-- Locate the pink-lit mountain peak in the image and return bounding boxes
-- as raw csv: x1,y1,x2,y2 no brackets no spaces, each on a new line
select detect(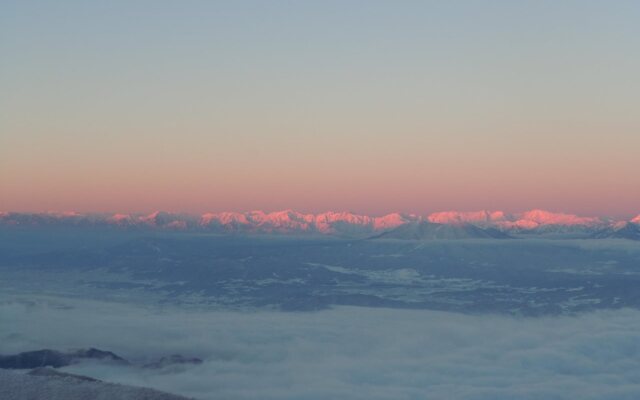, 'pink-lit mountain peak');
196,210,416,234
107,213,133,224
373,212,416,230
134,211,189,229
266,209,315,223
427,210,508,225
2,209,636,236
426,209,603,227
200,210,316,233
517,209,600,226
201,211,250,226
